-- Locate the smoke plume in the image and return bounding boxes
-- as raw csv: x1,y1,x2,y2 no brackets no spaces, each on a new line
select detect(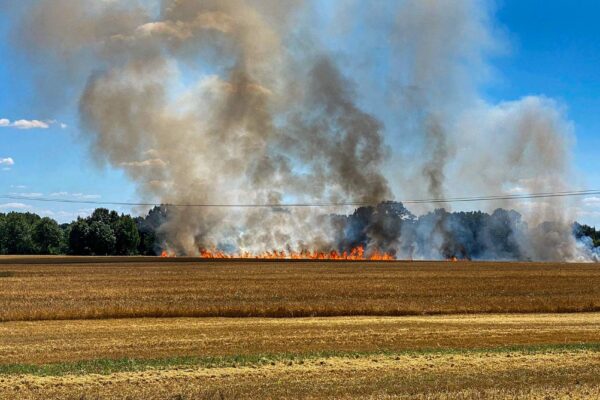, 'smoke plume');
6,0,593,260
